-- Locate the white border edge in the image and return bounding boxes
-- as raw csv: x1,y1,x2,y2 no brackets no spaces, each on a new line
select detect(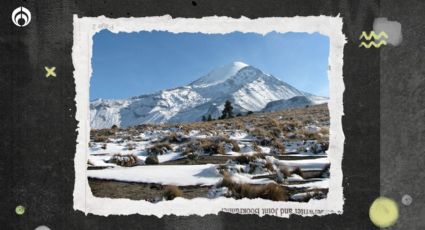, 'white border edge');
72,15,346,218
